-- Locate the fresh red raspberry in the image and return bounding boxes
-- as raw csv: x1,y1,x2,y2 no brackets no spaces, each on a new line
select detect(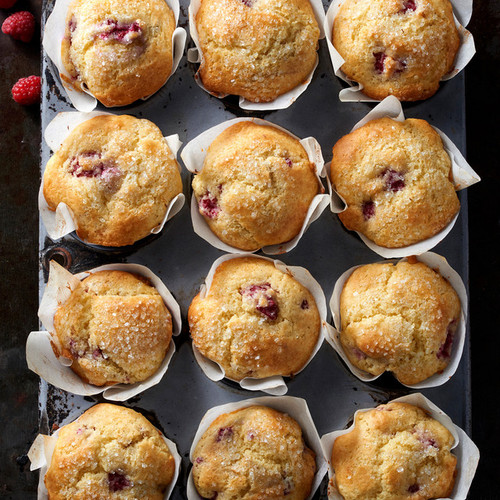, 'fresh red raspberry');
0,0,18,8
11,75,41,105
2,11,35,42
